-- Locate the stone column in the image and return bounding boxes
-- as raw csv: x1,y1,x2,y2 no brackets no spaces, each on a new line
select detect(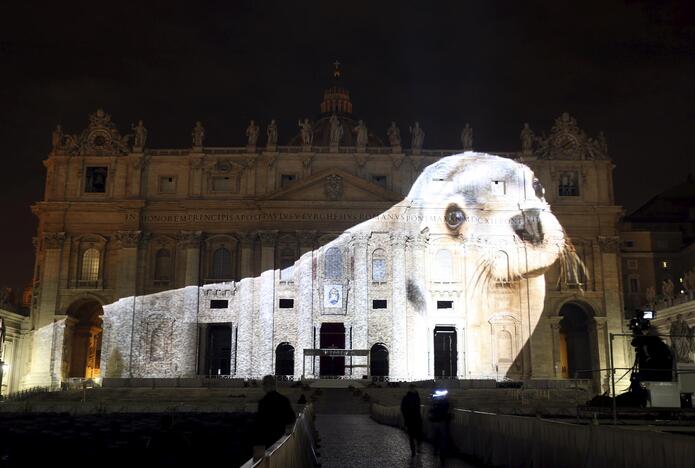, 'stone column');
298,231,317,256
407,231,429,380
235,278,254,378
178,231,202,286
258,230,278,271
593,316,609,394
390,232,408,380
350,232,370,376
295,253,315,378
198,323,208,375
598,236,629,391
549,317,562,377
238,232,255,279
23,232,65,389
113,231,142,299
